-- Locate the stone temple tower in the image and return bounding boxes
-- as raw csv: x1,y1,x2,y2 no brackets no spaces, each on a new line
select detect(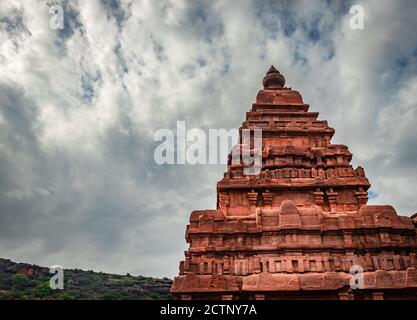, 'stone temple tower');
171,66,417,300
